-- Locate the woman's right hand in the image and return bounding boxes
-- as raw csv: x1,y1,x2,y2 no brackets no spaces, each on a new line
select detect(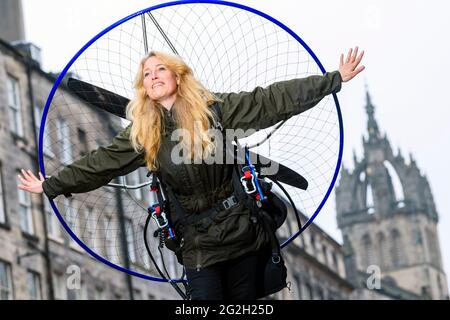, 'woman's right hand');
17,169,45,194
